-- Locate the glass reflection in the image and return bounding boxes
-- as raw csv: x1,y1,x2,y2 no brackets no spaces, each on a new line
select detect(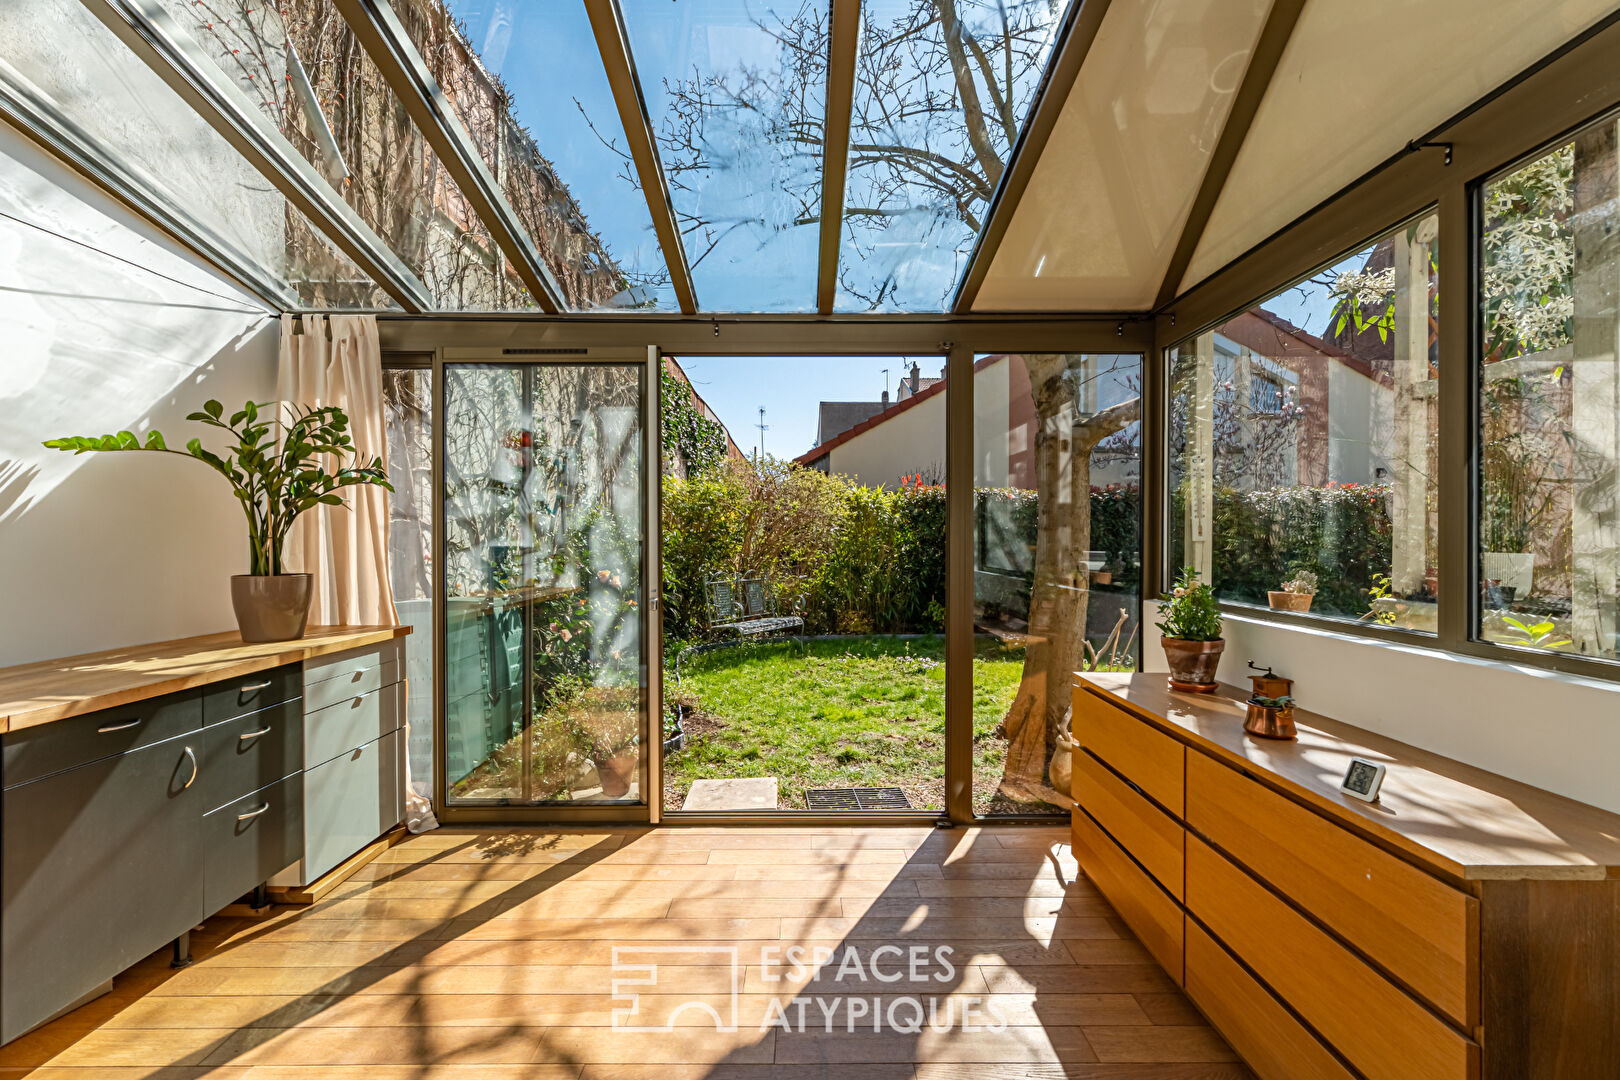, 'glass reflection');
620,0,825,311
412,0,678,310
444,363,645,805
151,0,537,311
836,0,1075,312
0,0,392,308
